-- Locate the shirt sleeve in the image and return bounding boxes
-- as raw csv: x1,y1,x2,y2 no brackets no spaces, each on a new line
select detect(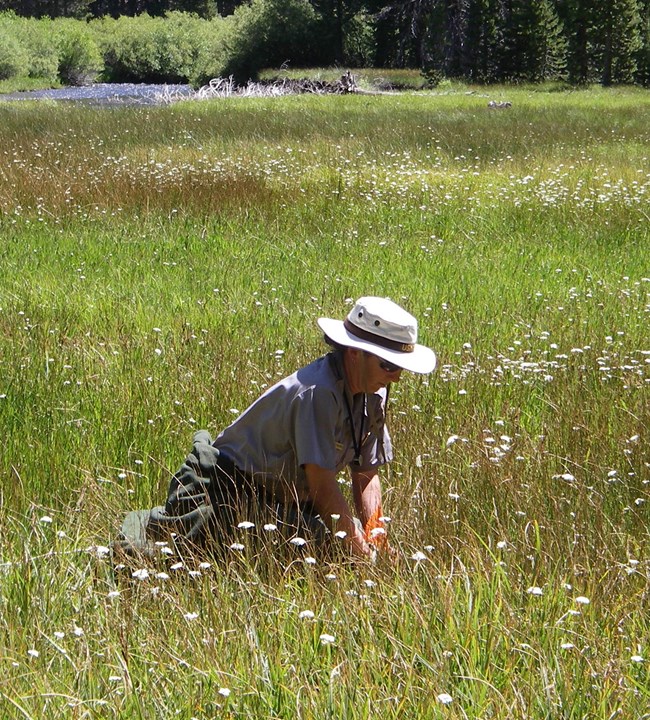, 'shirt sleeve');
291,386,342,471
